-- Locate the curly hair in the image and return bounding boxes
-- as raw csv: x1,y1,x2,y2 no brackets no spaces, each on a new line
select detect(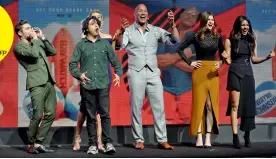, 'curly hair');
82,16,101,35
